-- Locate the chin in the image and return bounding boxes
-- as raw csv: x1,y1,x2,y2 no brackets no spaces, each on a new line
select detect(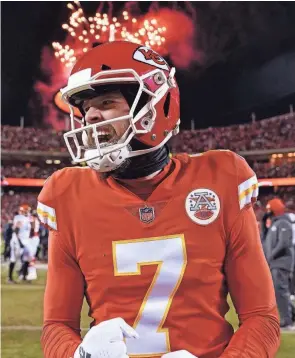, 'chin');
99,157,131,180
